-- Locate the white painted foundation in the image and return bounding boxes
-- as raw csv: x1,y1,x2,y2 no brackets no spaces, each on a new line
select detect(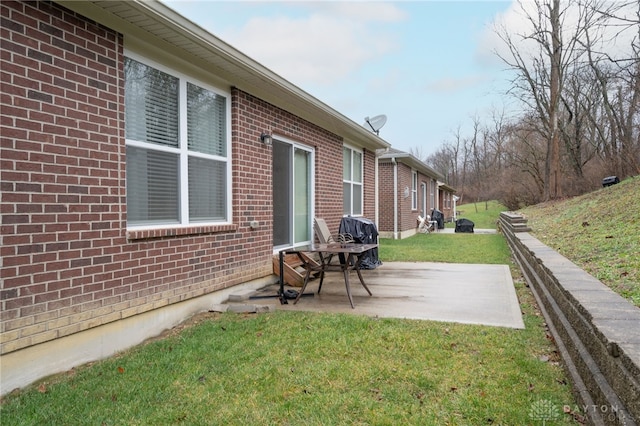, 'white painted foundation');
0,277,274,396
